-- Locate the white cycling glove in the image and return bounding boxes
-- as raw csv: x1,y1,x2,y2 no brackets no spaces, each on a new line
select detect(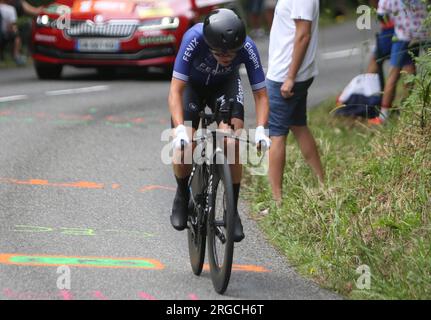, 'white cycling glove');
172,124,190,150
255,126,271,149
